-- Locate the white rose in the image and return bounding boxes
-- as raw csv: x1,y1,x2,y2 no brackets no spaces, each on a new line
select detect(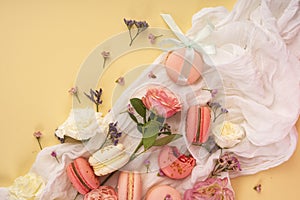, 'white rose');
55,107,106,140
9,172,45,200
212,121,245,148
